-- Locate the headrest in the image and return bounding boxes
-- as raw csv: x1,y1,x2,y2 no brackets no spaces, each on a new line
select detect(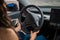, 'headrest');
7,3,18,11
5,0,19,10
